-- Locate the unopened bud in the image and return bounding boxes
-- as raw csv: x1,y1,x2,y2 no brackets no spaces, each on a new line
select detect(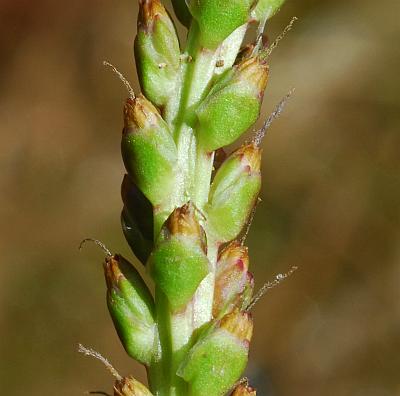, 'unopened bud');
197,56,269,151
135,0,180,110
149,204,209,311
121,96,178,205
206,144,261,243
104,255,155,365
114,376,153,396
213,242,249,318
